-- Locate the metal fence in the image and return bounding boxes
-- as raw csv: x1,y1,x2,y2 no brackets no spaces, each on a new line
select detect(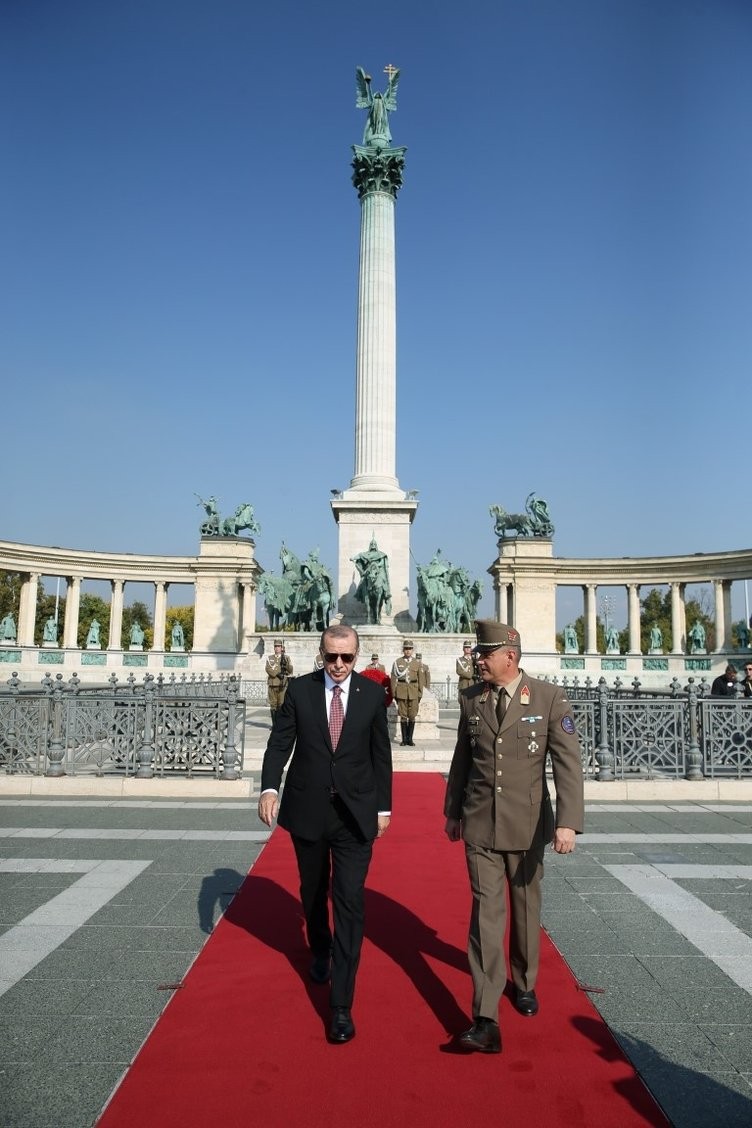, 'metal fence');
0,672,246,778
549,676,751,780
438,674,752,780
